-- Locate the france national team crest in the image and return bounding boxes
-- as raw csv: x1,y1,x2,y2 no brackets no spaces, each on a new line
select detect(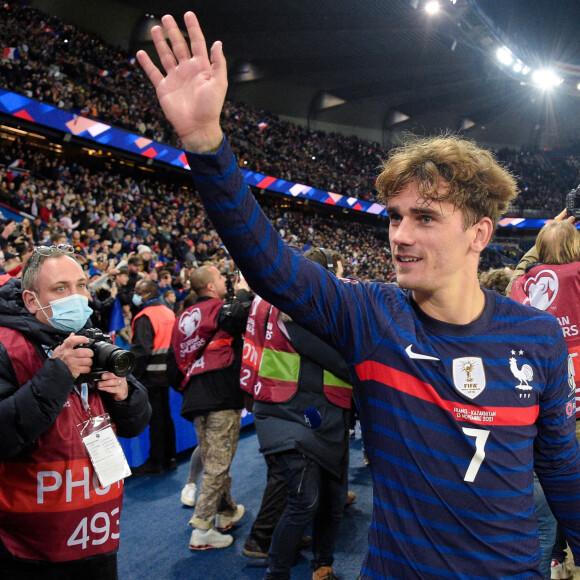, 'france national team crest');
452,357,486,399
